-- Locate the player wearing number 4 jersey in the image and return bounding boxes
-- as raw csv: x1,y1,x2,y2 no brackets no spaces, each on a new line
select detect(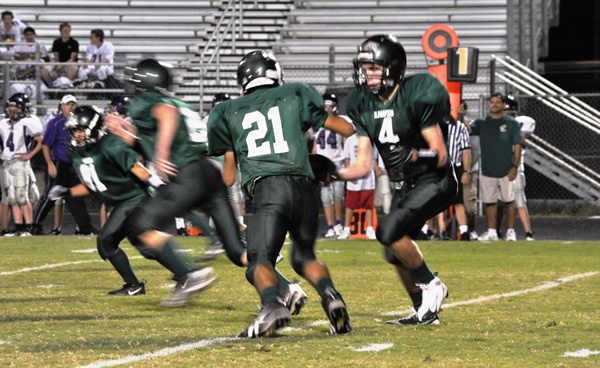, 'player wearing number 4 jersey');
208,50,355,338
339,35,457,325
105,59,247,307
